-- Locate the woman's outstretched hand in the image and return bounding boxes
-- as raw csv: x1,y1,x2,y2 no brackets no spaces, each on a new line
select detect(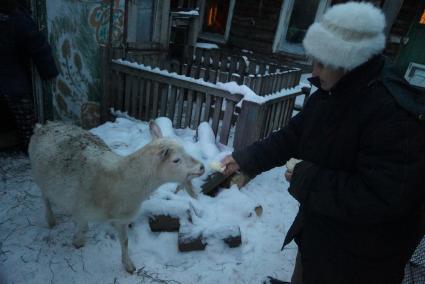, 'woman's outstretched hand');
220,155,240,176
